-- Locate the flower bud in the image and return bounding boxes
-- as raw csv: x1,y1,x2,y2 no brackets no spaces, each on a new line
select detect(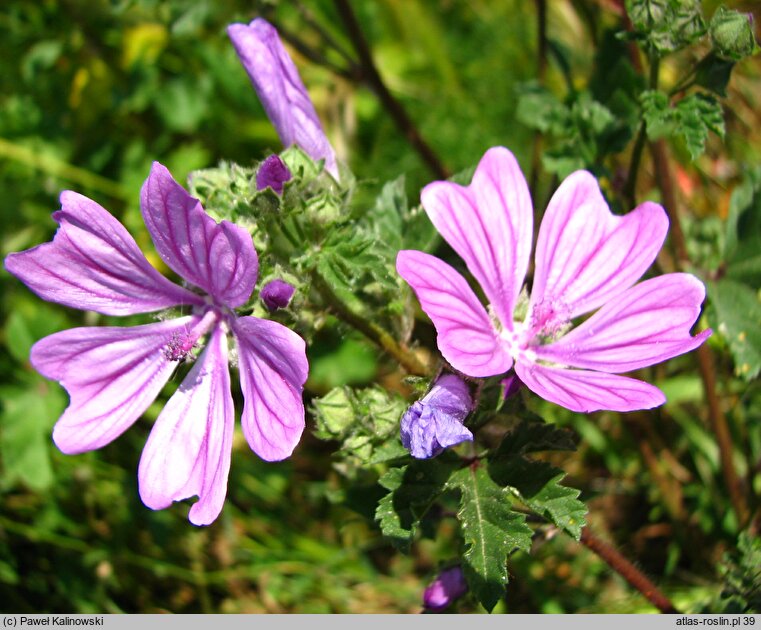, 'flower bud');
710,7,757,61
400,374,473,459
500,374,523,400
423,566,468,612
256,155,292,194
261,279,295,311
